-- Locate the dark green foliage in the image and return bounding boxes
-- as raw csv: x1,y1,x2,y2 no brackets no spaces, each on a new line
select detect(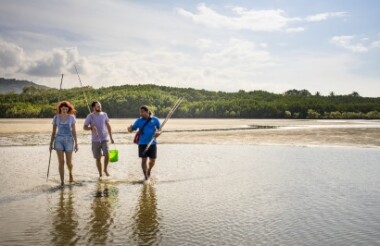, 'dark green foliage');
0,84,379,119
